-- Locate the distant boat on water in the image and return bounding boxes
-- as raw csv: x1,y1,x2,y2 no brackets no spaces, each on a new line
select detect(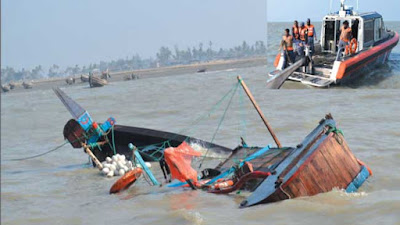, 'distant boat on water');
124,73,139,81
65,77,75,85
89,76,108,88
8,81,17,89
2,85,10,92
197,68,207,73
22,81,33,89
